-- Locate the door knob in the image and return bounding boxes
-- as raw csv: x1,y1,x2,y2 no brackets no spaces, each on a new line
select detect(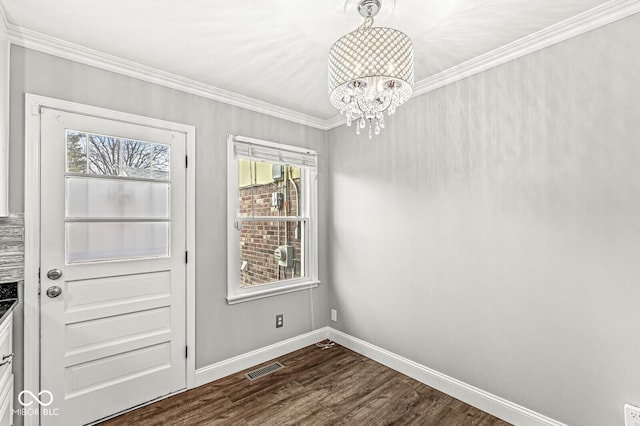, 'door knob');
46,286,62,298
47,269,63,280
